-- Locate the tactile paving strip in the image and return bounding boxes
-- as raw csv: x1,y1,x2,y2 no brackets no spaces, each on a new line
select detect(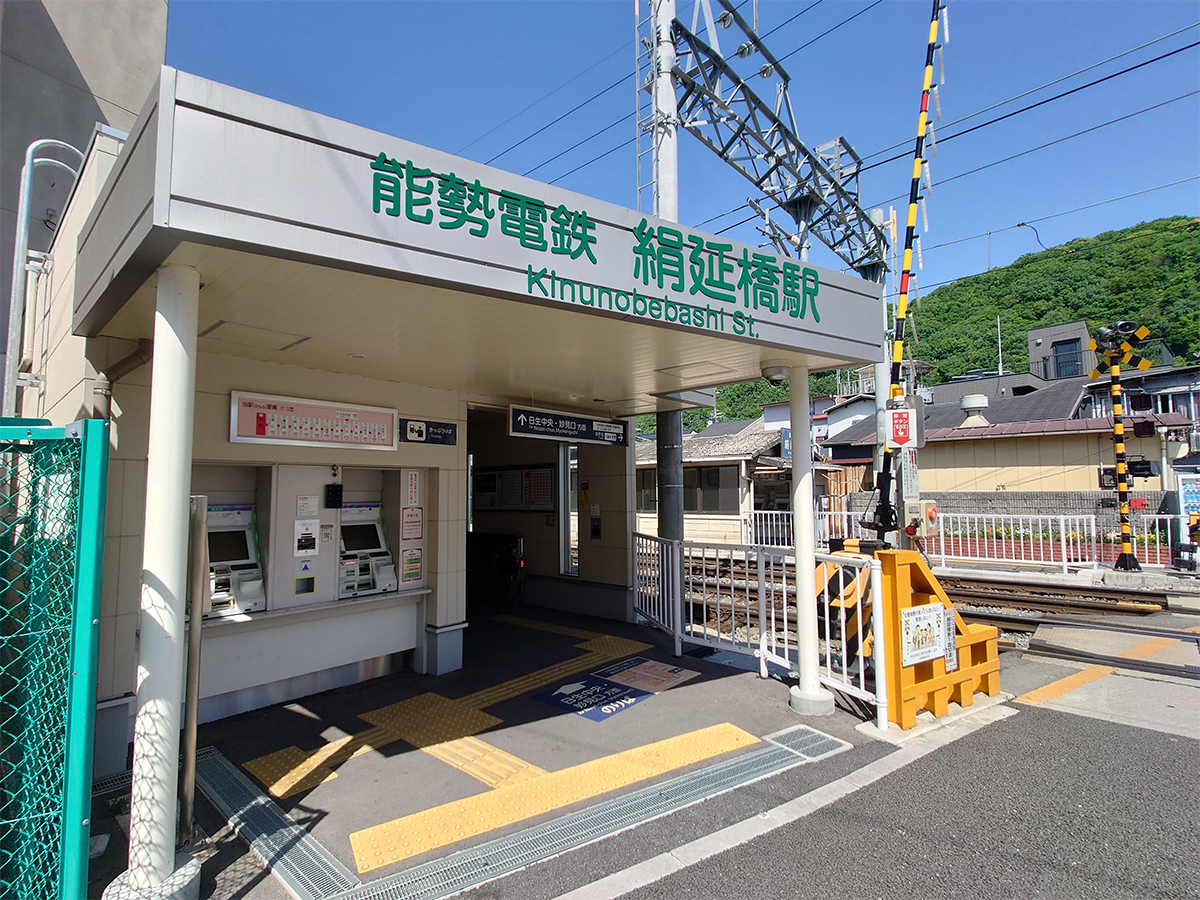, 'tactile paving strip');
359,693,502,747
421,736,548,788
348,722,760,873
243,619,650,799
327,725,851,900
